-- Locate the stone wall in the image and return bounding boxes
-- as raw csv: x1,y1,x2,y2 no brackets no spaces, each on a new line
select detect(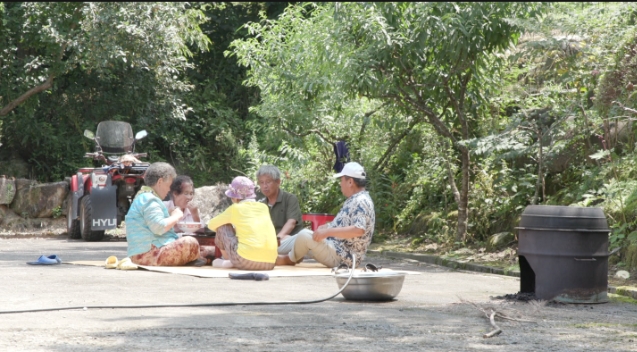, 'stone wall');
191,183,233,224
0,177,69,234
